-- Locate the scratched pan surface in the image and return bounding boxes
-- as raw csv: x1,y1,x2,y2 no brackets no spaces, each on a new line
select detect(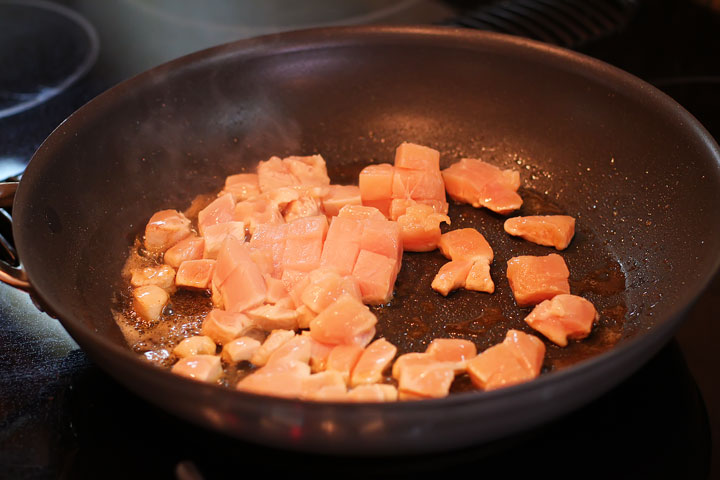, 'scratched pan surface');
12,27,720,454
